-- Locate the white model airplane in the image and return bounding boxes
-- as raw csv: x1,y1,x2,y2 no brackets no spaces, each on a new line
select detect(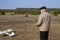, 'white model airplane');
0,29,16,37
